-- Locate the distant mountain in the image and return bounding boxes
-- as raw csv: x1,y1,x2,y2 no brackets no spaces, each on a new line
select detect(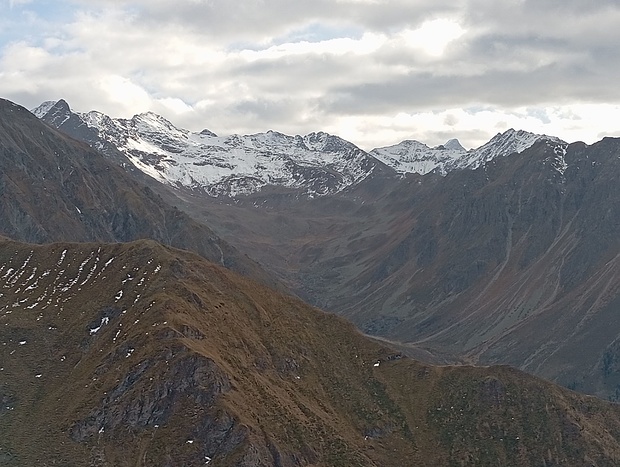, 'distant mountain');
370,129,566,175
33,100,389,198
3,237,620,466
0,98,278,288
33,100,565,198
